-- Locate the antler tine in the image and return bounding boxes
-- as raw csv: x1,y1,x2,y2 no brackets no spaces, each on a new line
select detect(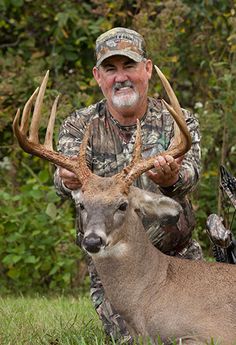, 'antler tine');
154,65,182,119
161,98,191,155
122,65,192,187
20,87,39,135
77,123,93,183
29,70,49,143
44,94,60,150
154,65,191,153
